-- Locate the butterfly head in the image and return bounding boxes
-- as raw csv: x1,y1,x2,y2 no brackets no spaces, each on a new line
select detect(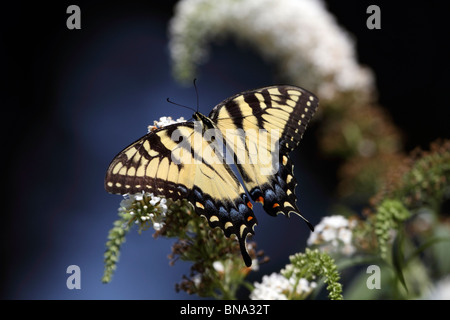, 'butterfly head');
193,112,215,129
